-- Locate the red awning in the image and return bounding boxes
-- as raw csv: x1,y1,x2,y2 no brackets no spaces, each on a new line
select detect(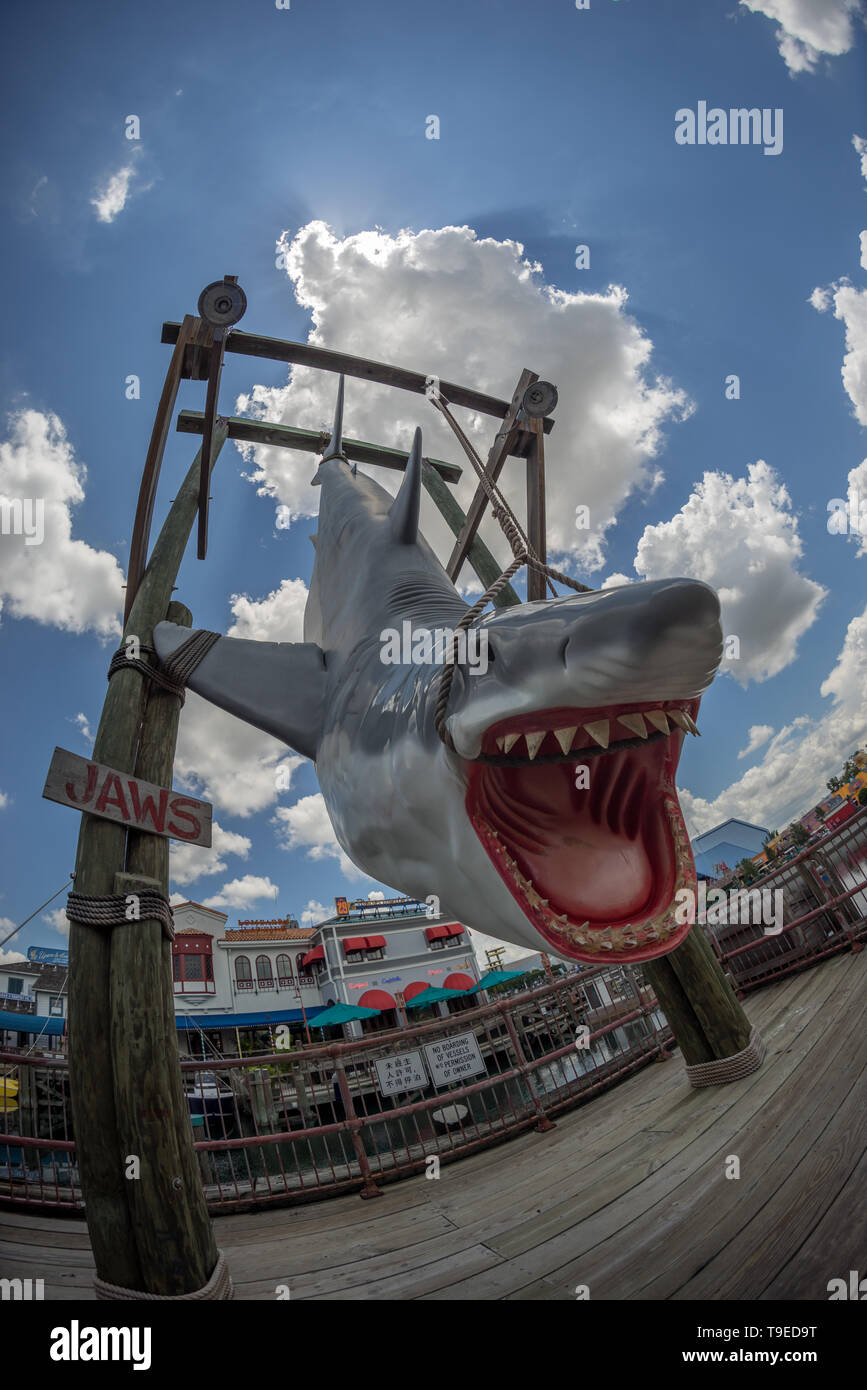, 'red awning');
301,945,324,967
425,925,449,941
444,973,475,991
403,981,431,1002
444,923,465,938
364,935,386,950
343,937,367,953
358,989,396,1011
